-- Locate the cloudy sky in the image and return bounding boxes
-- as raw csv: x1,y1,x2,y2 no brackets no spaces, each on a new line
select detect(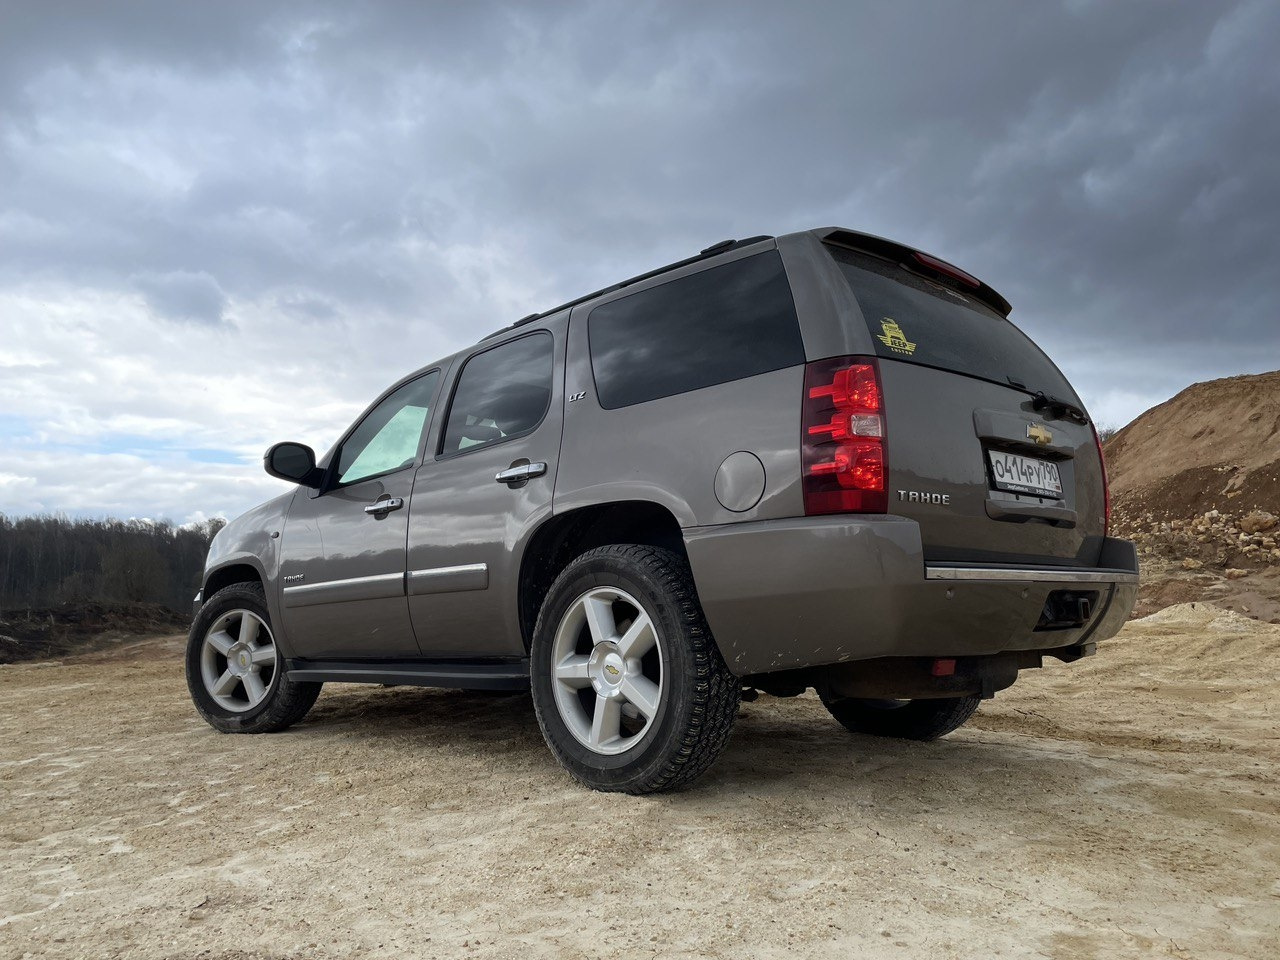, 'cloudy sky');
2,0,1277,523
